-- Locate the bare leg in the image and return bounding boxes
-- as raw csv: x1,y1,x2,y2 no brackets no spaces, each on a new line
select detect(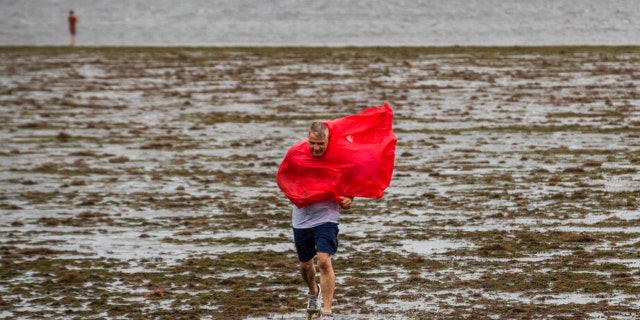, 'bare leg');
316,252,335,314
300,258,319,295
